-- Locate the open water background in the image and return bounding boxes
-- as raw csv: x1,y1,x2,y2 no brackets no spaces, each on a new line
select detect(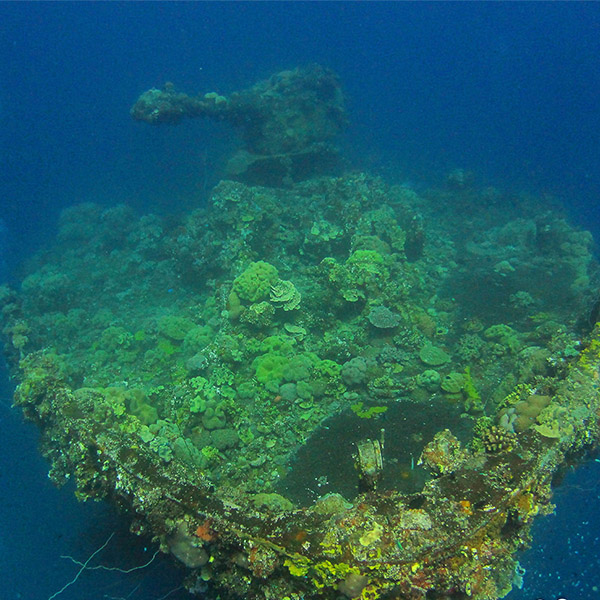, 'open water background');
1,4,599,599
